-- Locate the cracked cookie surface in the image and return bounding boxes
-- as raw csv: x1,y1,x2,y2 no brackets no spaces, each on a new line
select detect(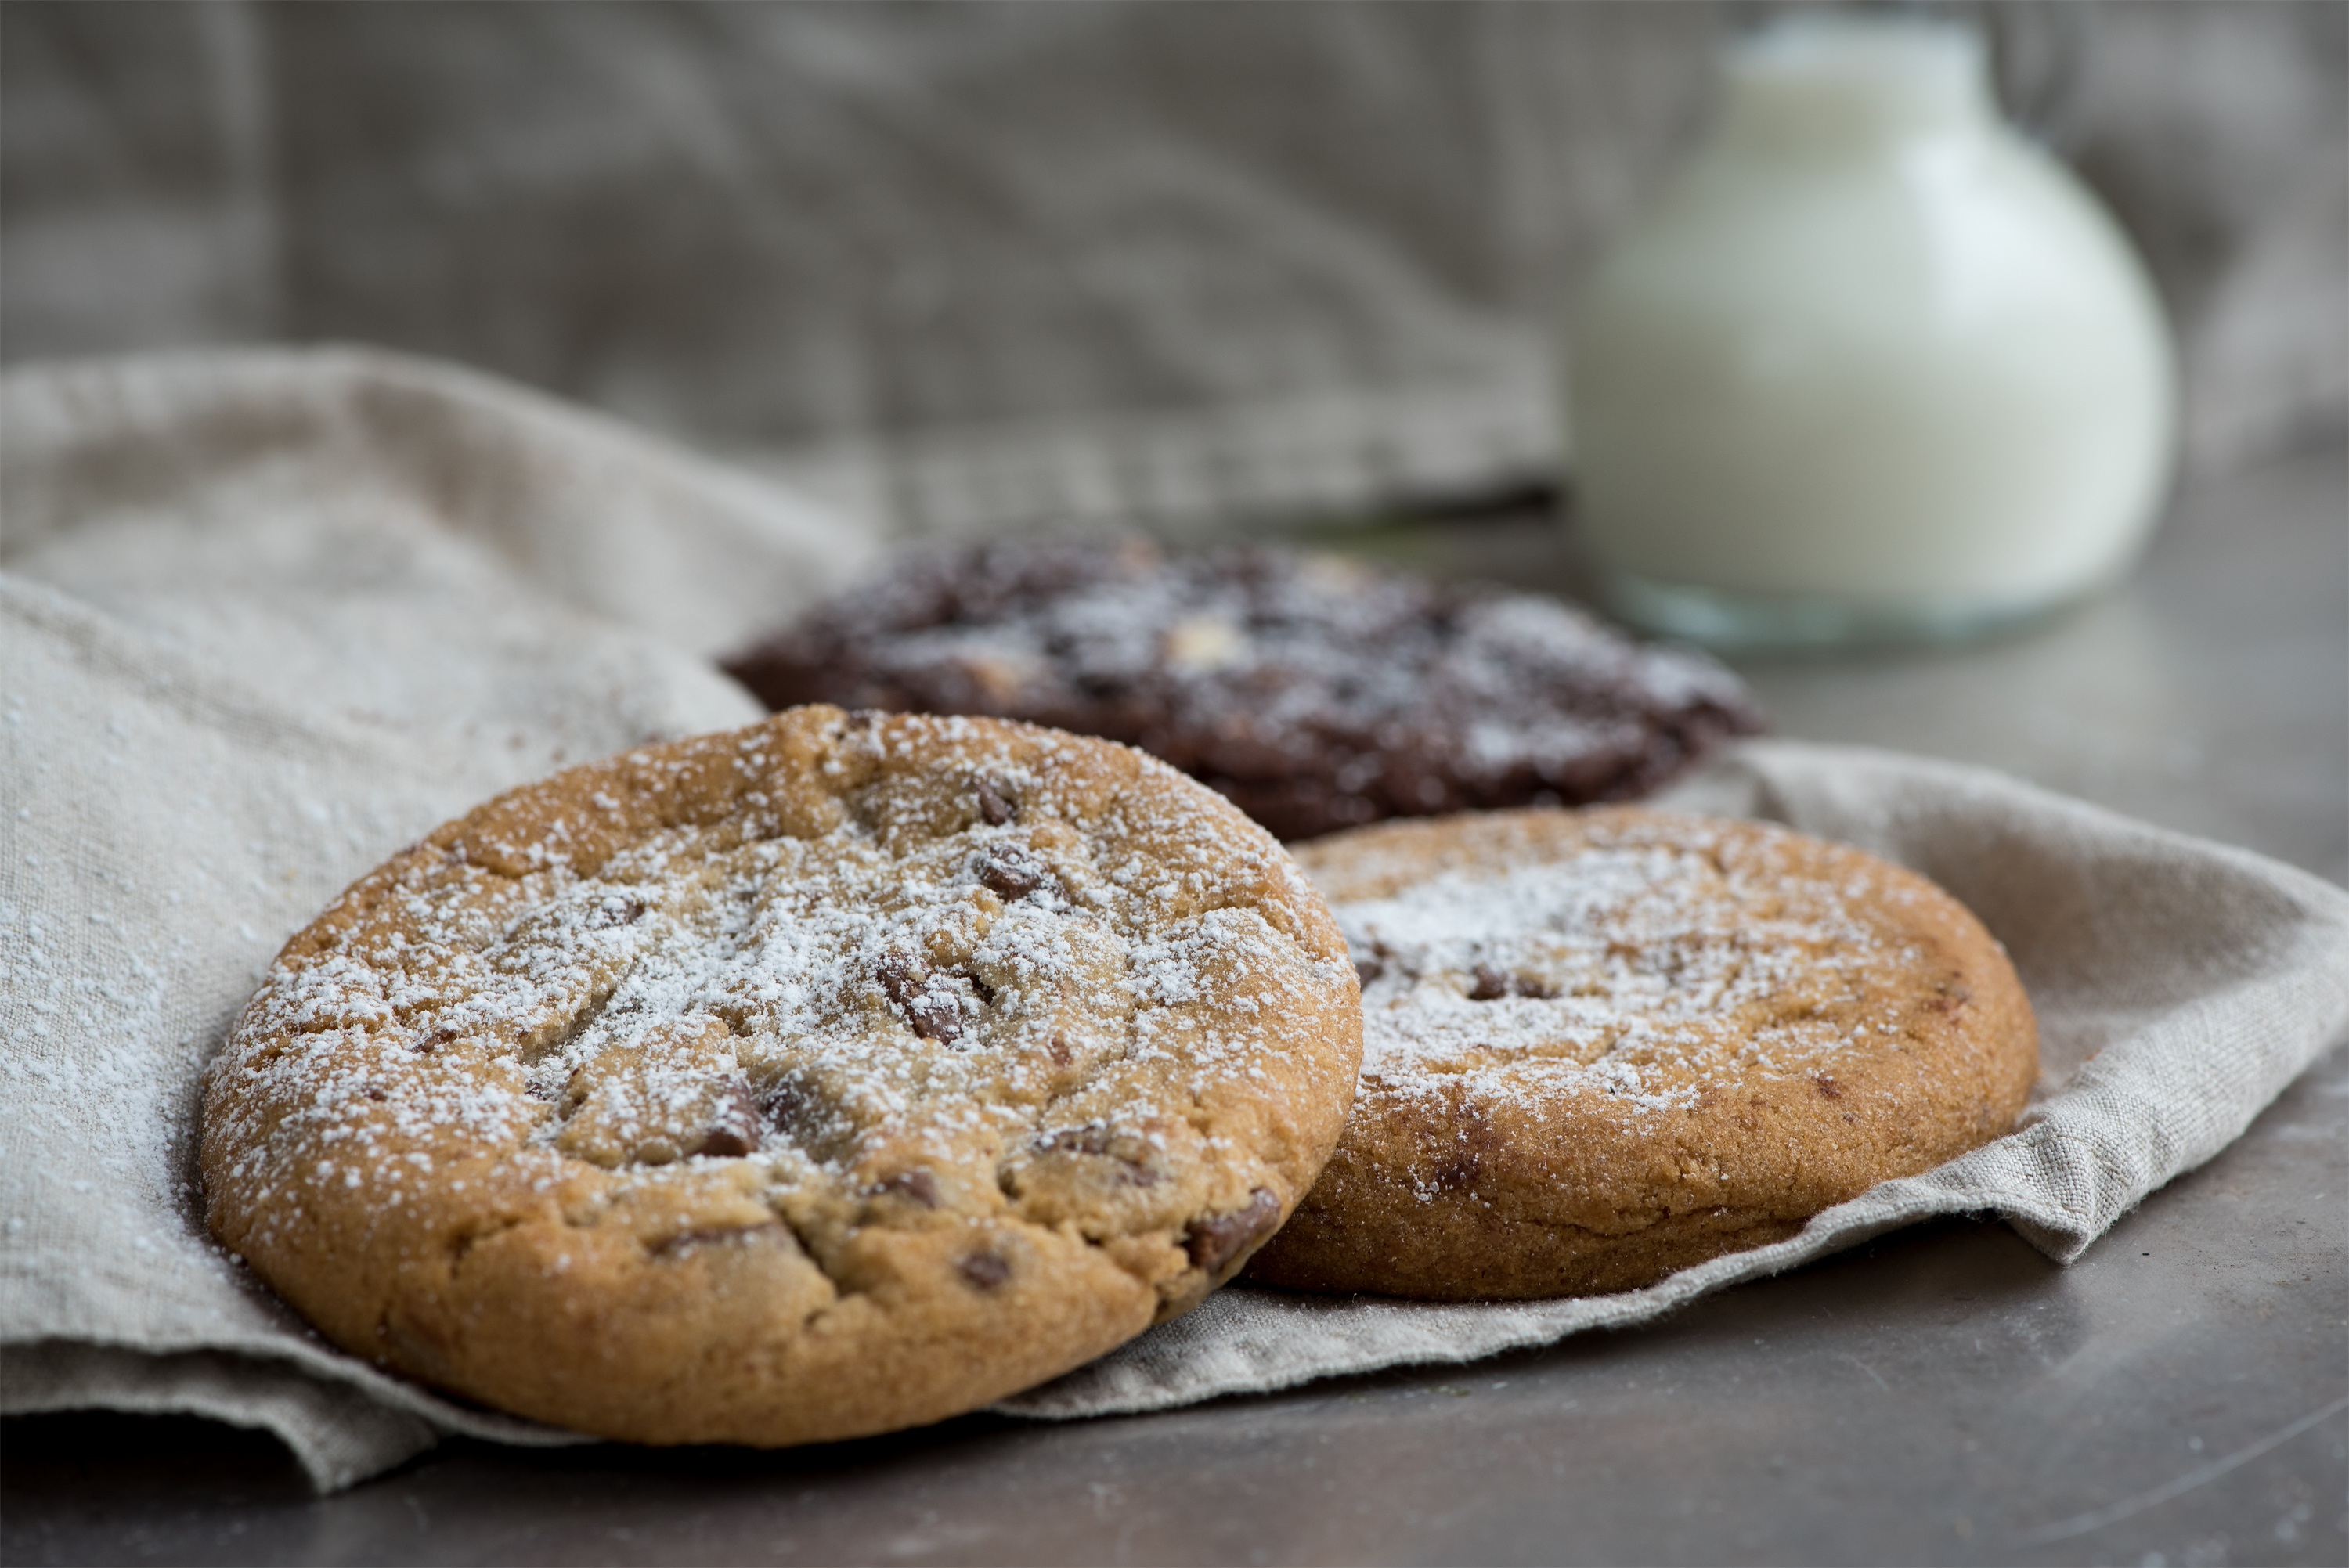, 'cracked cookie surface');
201,707,1362,1444
1247,808,2036,1299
